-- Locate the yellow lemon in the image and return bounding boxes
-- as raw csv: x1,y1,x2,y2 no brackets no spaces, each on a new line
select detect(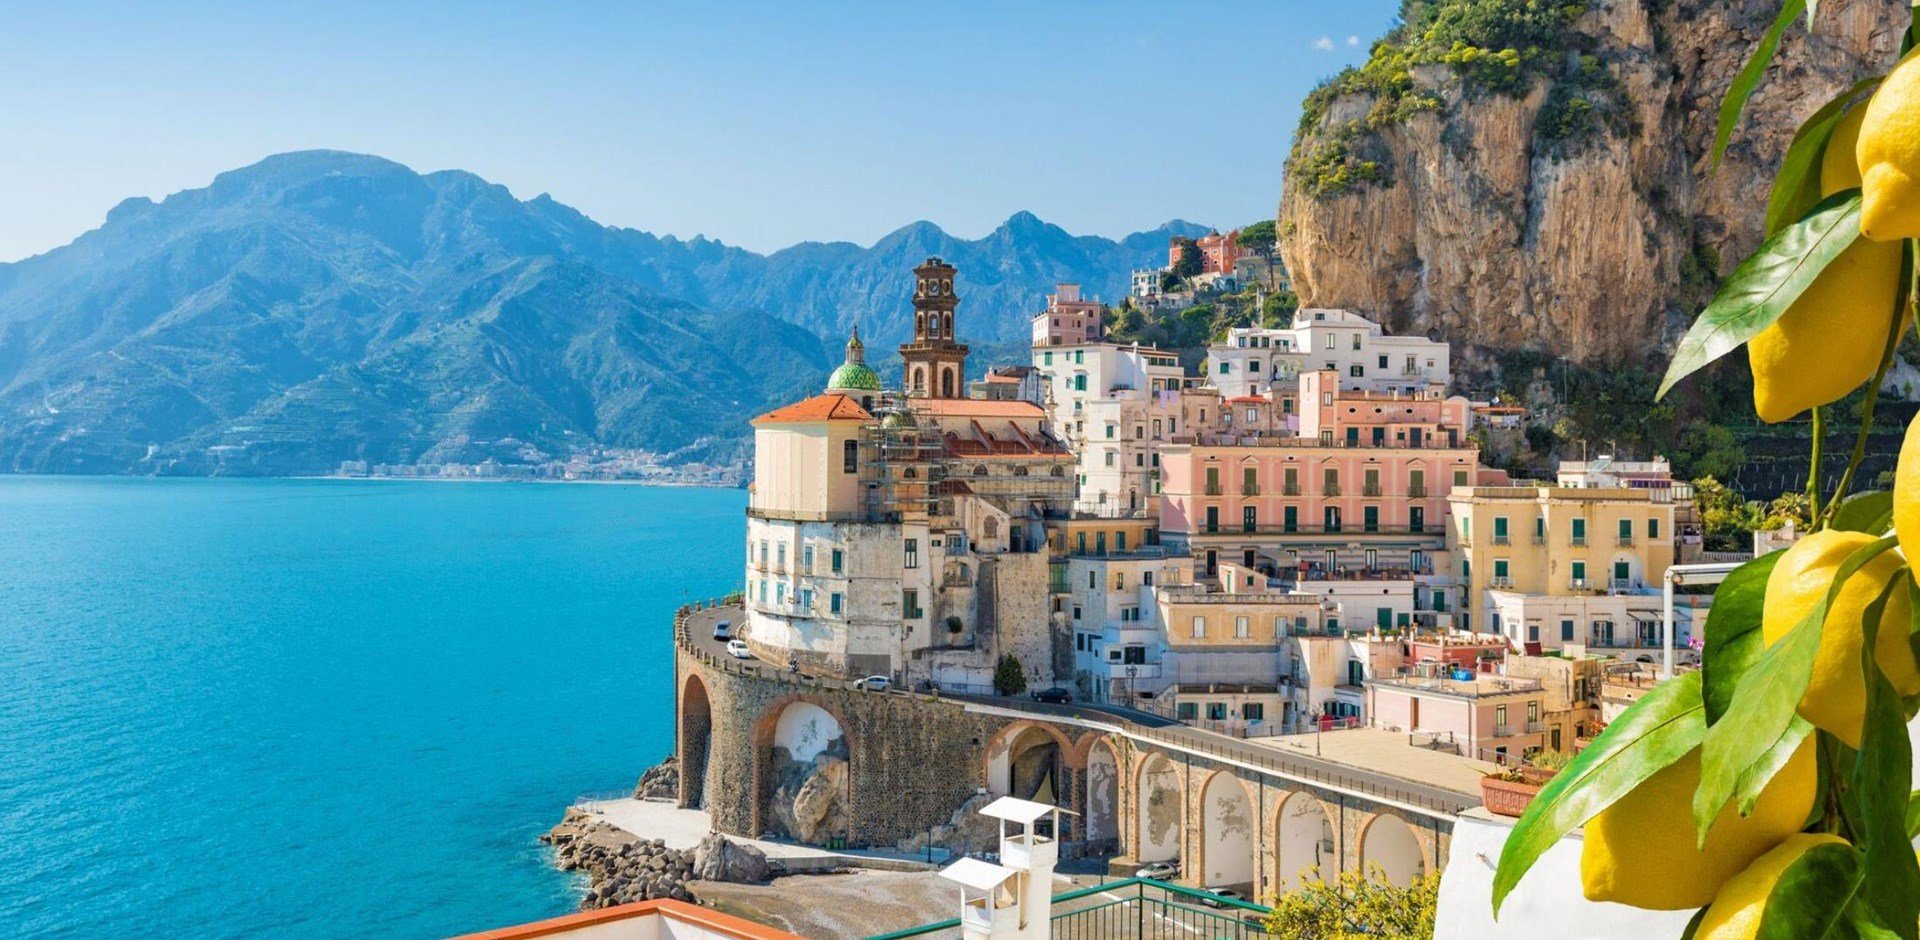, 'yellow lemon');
1860,51,1920,240
1747,235,1905,423
1762,528,1920,747
1580,740,1816,910
1821,103,1868,196
1896,412,1920,586
1694,834,1850,939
